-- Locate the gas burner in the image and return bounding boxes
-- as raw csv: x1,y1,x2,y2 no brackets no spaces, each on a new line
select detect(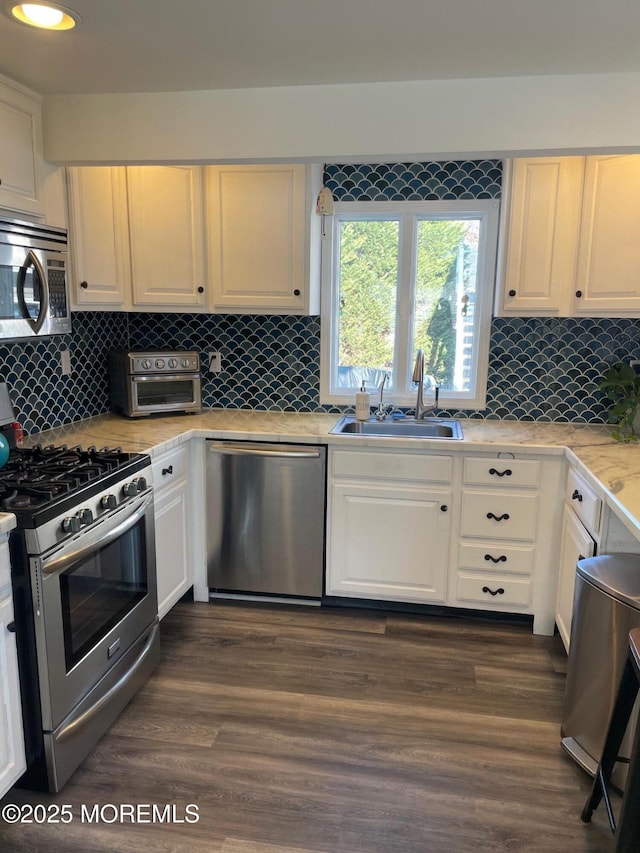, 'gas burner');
0,443,147,522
